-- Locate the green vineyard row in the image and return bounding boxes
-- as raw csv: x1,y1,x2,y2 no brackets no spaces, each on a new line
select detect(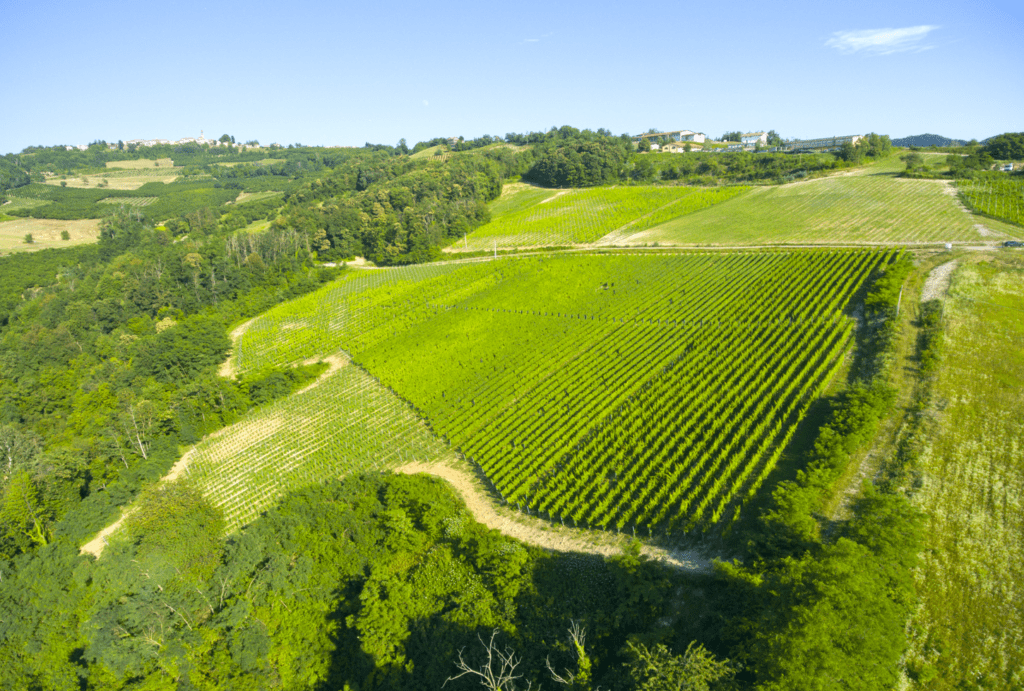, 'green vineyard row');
234,249,895,533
